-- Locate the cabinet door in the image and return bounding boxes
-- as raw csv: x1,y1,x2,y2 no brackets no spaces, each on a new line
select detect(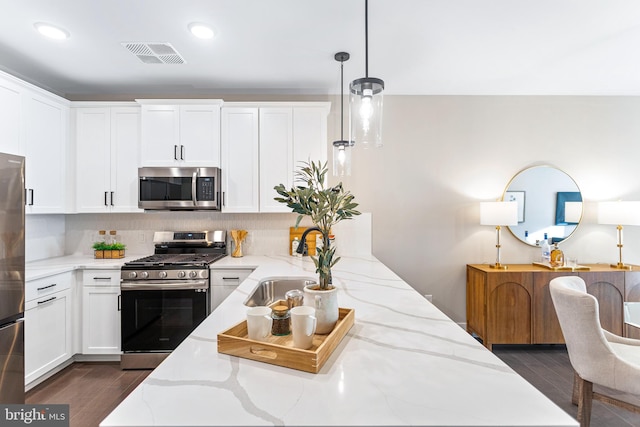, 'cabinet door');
0,79,23,155
179,104,221,166
486,272,533,347
532,271,576,344
25,289,72,385
110,107,141,212
293,107,328,168
579,271,624,335
140,105,180,166
466,266,487,340
259,108,292,212
76,108,111,212
210,269,253,311
82,286,121,354
221,107,259,212
24,94,67,213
